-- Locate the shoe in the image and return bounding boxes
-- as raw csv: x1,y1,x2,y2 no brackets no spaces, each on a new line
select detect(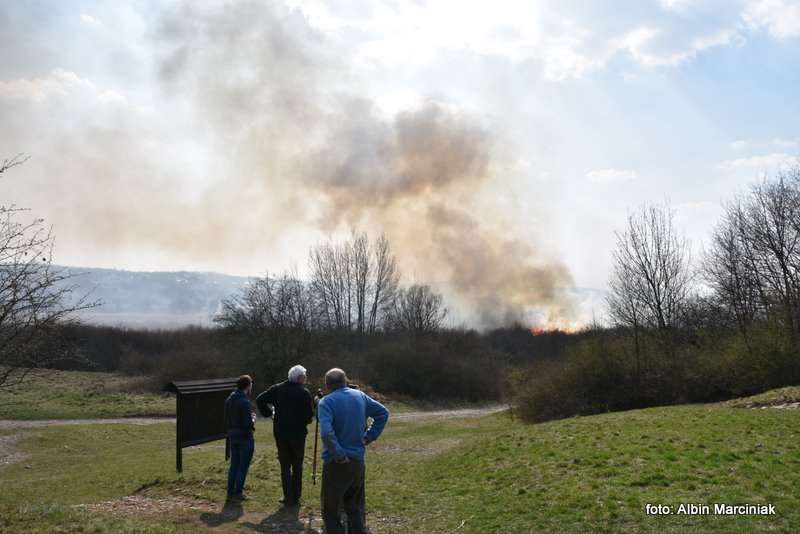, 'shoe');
230,493,250,502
